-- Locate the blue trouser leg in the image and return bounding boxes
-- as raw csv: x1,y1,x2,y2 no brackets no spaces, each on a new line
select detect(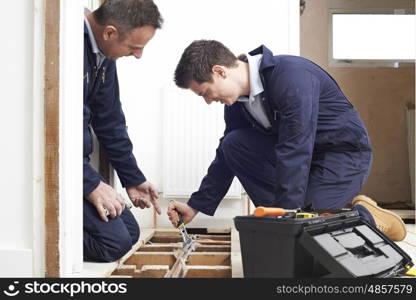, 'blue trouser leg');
305,150,372,209
83,199,140,262
221,129,276,207
352,204,376,226
221,128,372,210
